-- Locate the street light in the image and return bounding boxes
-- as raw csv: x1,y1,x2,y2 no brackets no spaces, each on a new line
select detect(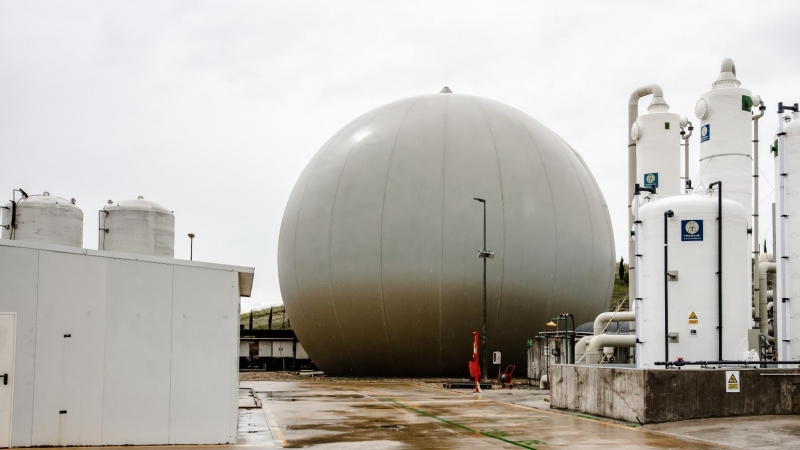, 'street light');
473,197,494,381
188,233,195,261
